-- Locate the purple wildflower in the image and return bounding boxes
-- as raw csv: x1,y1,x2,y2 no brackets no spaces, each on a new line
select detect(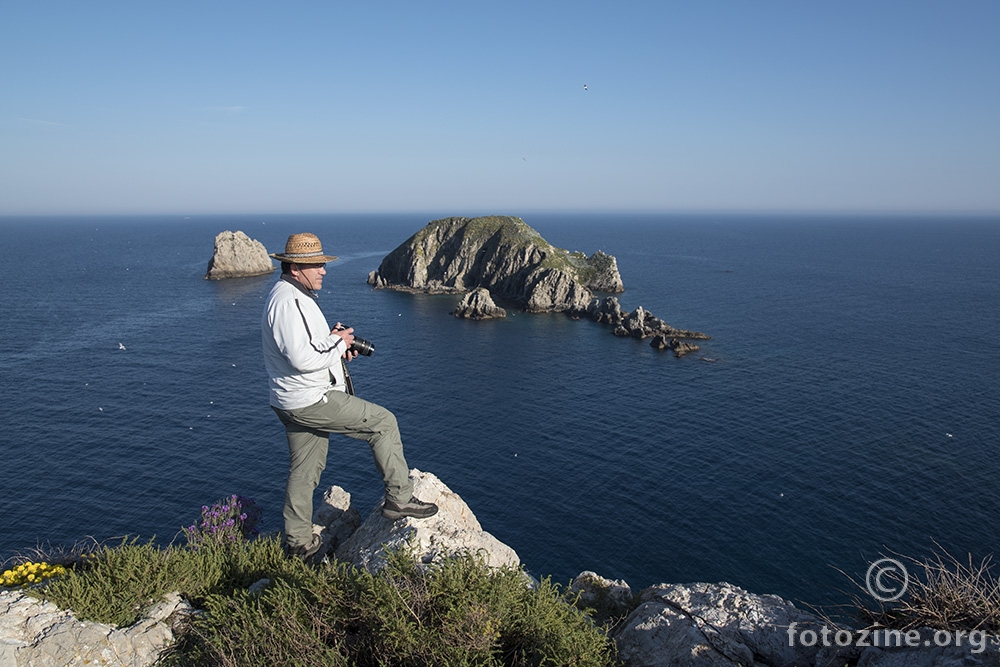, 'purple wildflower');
183,494,264,548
